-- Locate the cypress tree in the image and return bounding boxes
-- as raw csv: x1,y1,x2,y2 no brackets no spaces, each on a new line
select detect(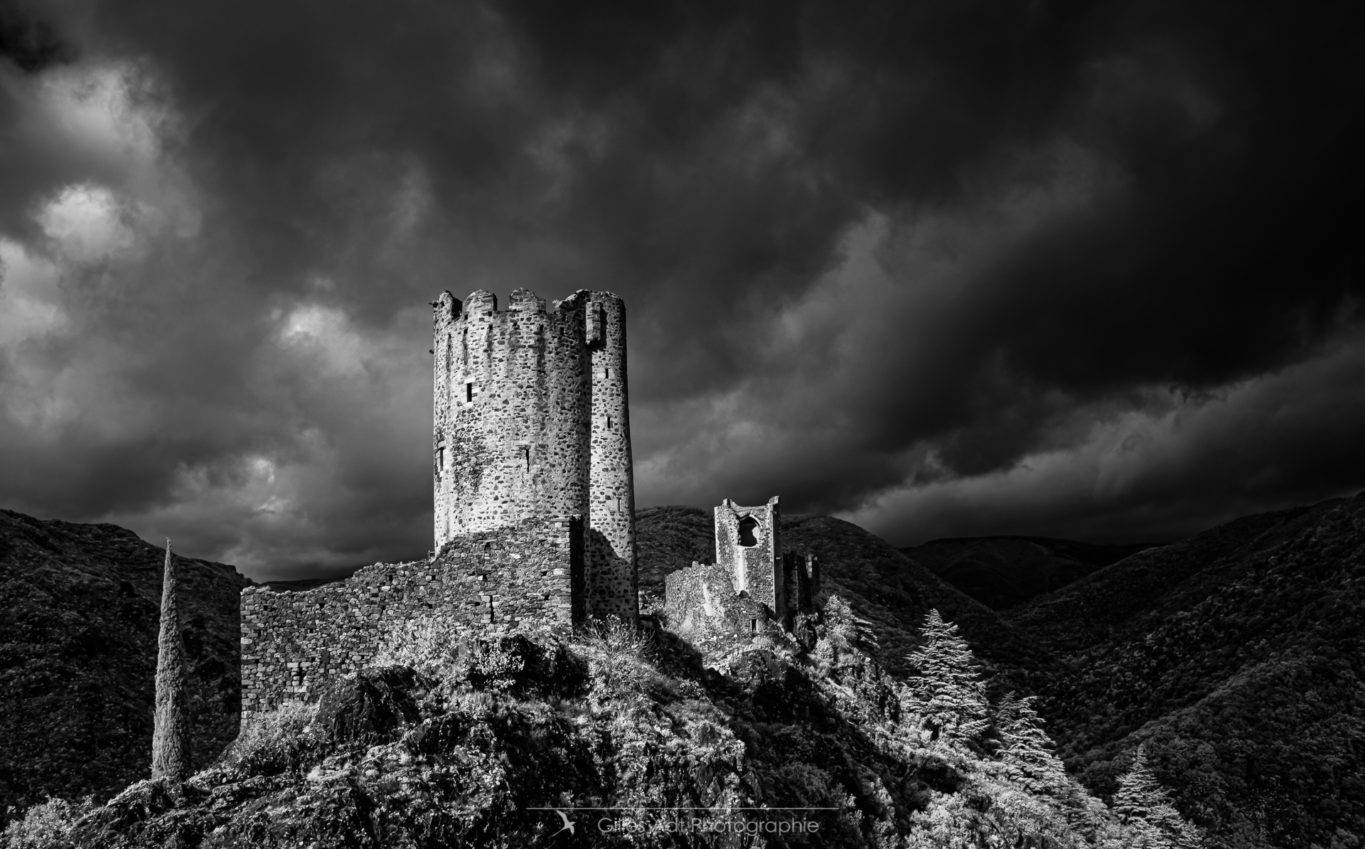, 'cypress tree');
151,538,190,781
